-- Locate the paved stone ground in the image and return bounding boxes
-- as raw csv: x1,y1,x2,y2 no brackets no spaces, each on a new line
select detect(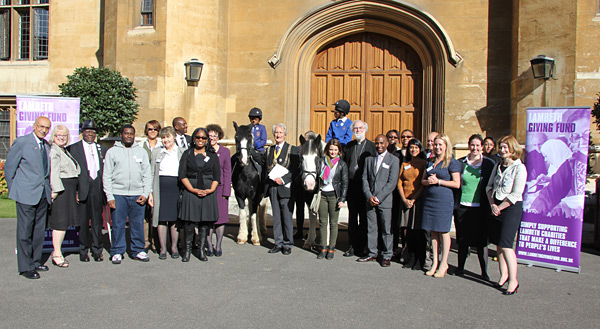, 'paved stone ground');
1,217,599,328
